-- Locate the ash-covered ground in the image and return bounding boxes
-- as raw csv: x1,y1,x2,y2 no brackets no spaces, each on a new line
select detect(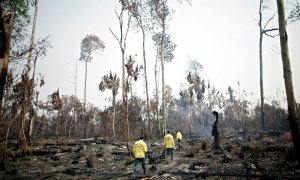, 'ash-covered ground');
1,130,300,179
